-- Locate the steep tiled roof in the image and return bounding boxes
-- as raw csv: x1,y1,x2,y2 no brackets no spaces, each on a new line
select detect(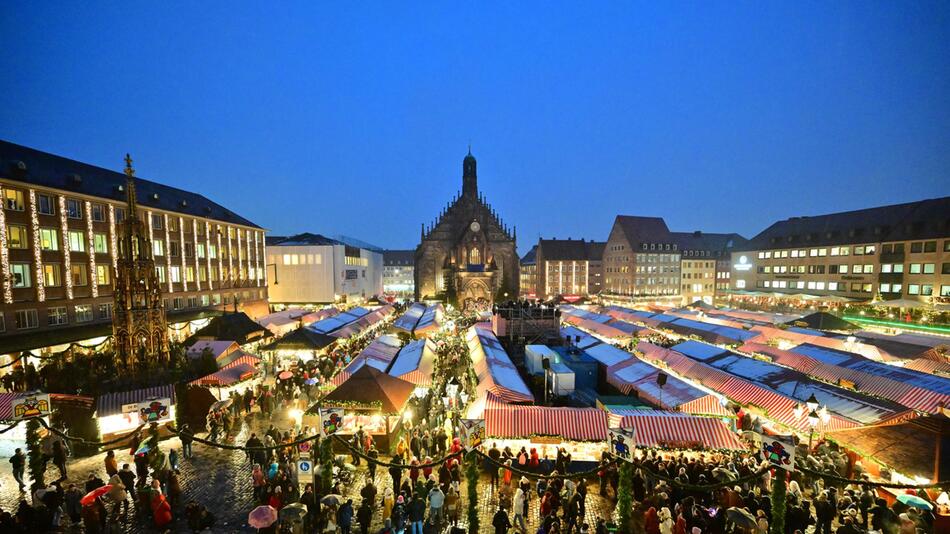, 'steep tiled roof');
587,241,606,261
0,140,260,228
613,215,673,246
741,197,950,250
